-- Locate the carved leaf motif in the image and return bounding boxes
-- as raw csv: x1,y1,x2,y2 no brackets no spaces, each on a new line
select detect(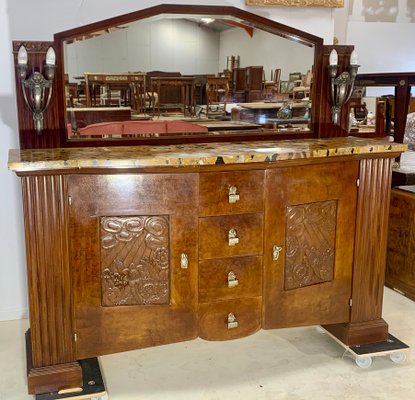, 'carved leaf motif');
285,201,336,290
100,216,170,306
